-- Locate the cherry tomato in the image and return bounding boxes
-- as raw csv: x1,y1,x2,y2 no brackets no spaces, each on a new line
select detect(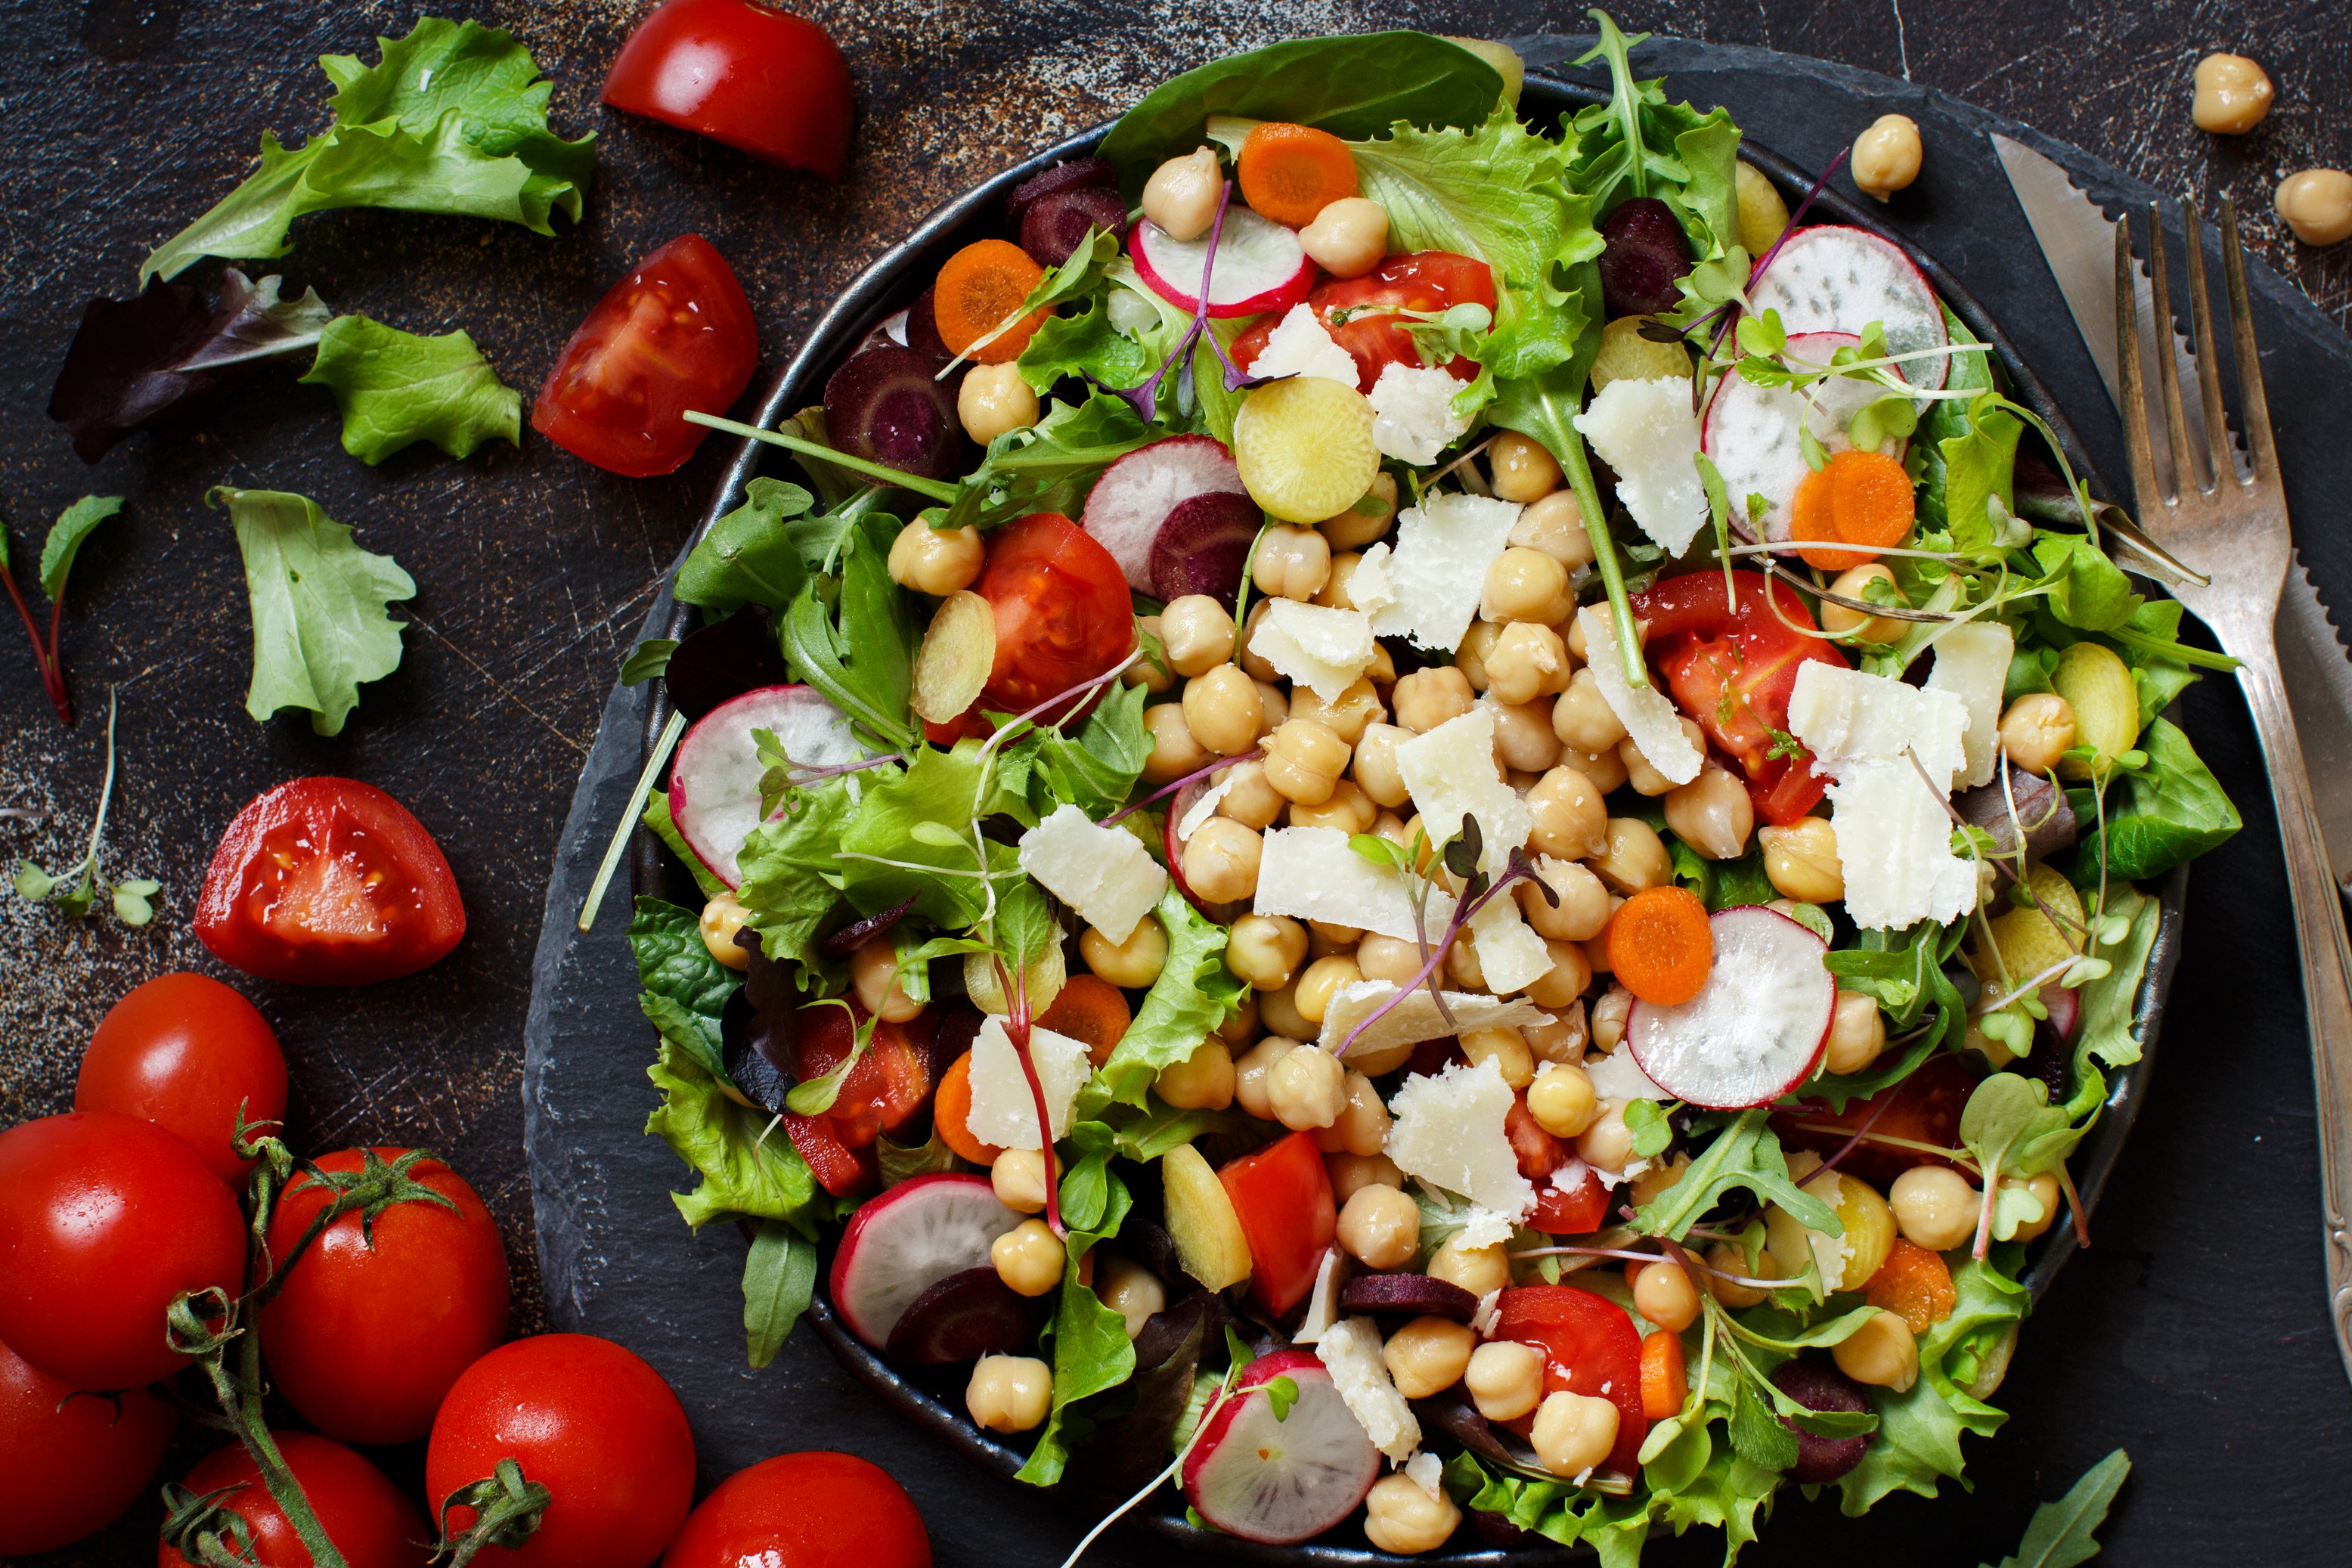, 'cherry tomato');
427,1334,696,1568
194,777,466,987
1773,1052,1975,1186
971,512,1136,720
603,0,854,180
166,1432,429,1568
1217,1131,1337,1317
793,1003,934,1147
533,234,758,478
0,1111,243,1390
0,1336,174,1555
1627,570,1852,826
1229,252,1498,391
258,1148,510,1446
76,972,286,1184
660,1452,930,1568
1527,1163,1613,1236
781,1111,879,1198
1505,1093,1566,1179
1492,1284,1649,1476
